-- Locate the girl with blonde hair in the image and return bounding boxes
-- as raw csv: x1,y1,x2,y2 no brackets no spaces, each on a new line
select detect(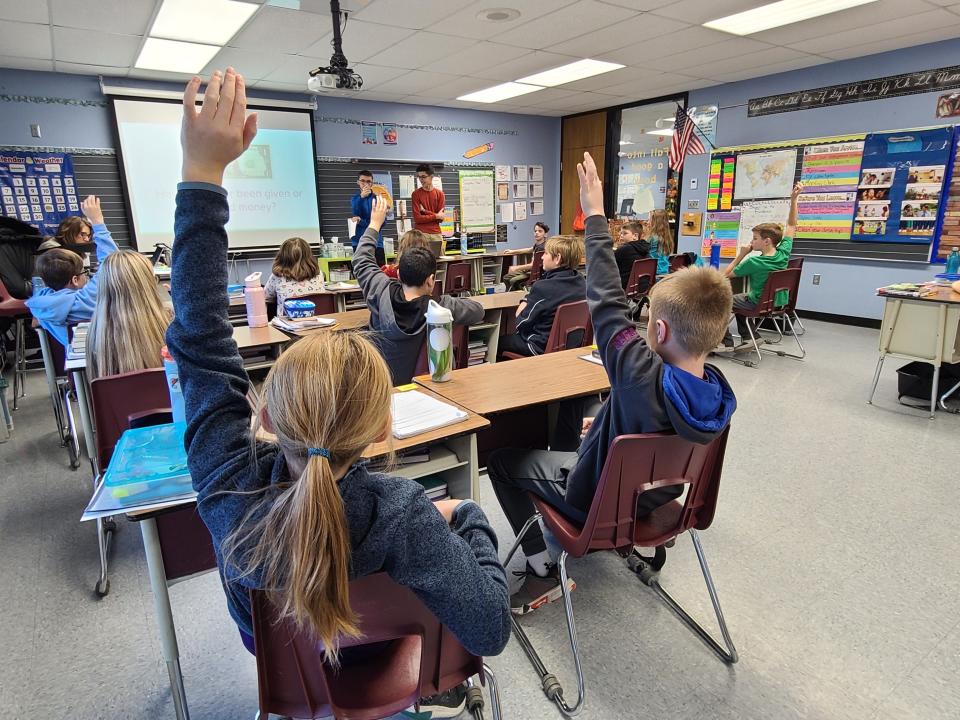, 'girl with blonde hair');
86,249,171,380
381,228,428,279
264,236,326,315
645,209,674,275
166,68,510,663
